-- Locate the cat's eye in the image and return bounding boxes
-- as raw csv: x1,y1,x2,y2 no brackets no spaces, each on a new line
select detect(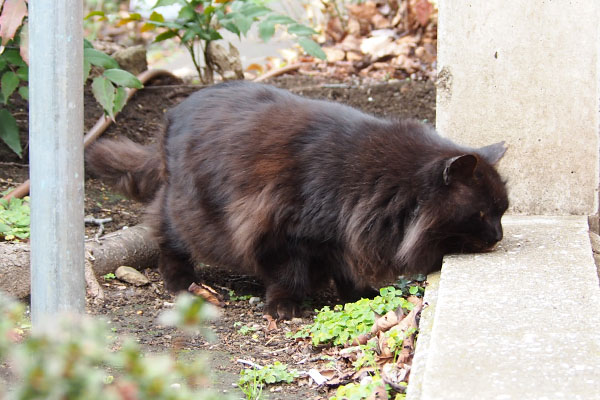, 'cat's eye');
479,211,485,219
